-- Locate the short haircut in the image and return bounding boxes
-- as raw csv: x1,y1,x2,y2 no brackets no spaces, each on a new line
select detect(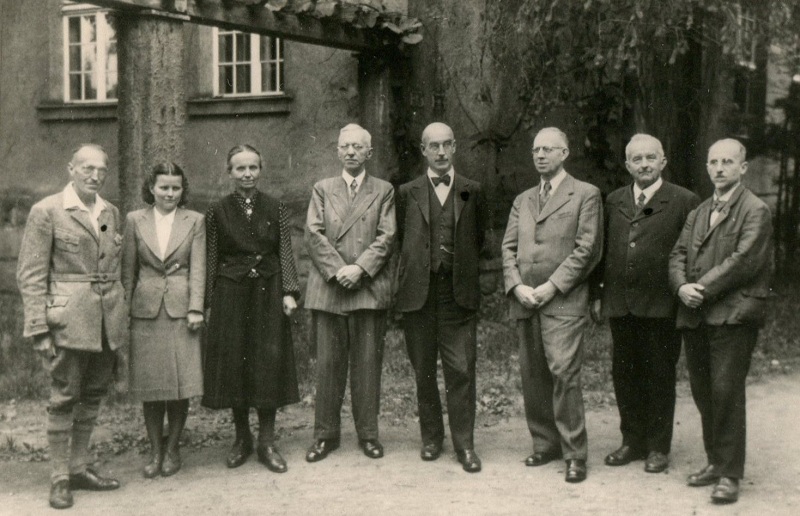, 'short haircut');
339,123,372,147
141,162,189,207
534,127,569,149
226,144,263,173
625,134,664,159
70,143,109,165
709,138,747,162
420,122,455,145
